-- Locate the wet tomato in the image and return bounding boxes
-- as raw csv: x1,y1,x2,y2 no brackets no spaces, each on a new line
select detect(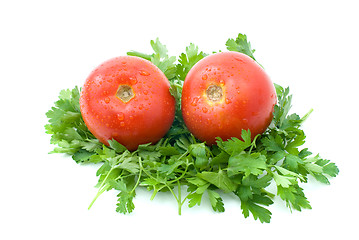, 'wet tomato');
181,51,276,145
80,56,175,151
